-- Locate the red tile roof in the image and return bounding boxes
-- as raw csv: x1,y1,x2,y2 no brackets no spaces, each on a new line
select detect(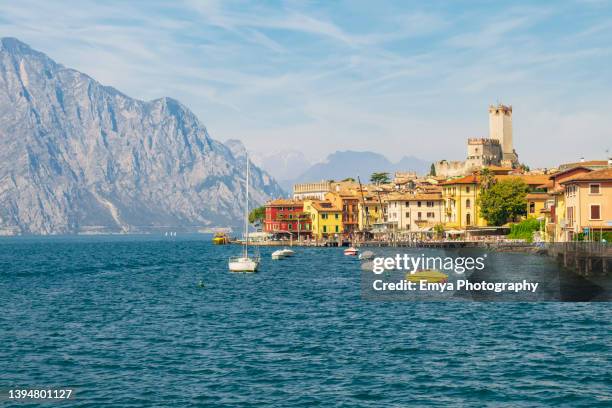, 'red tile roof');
560,168,612,183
